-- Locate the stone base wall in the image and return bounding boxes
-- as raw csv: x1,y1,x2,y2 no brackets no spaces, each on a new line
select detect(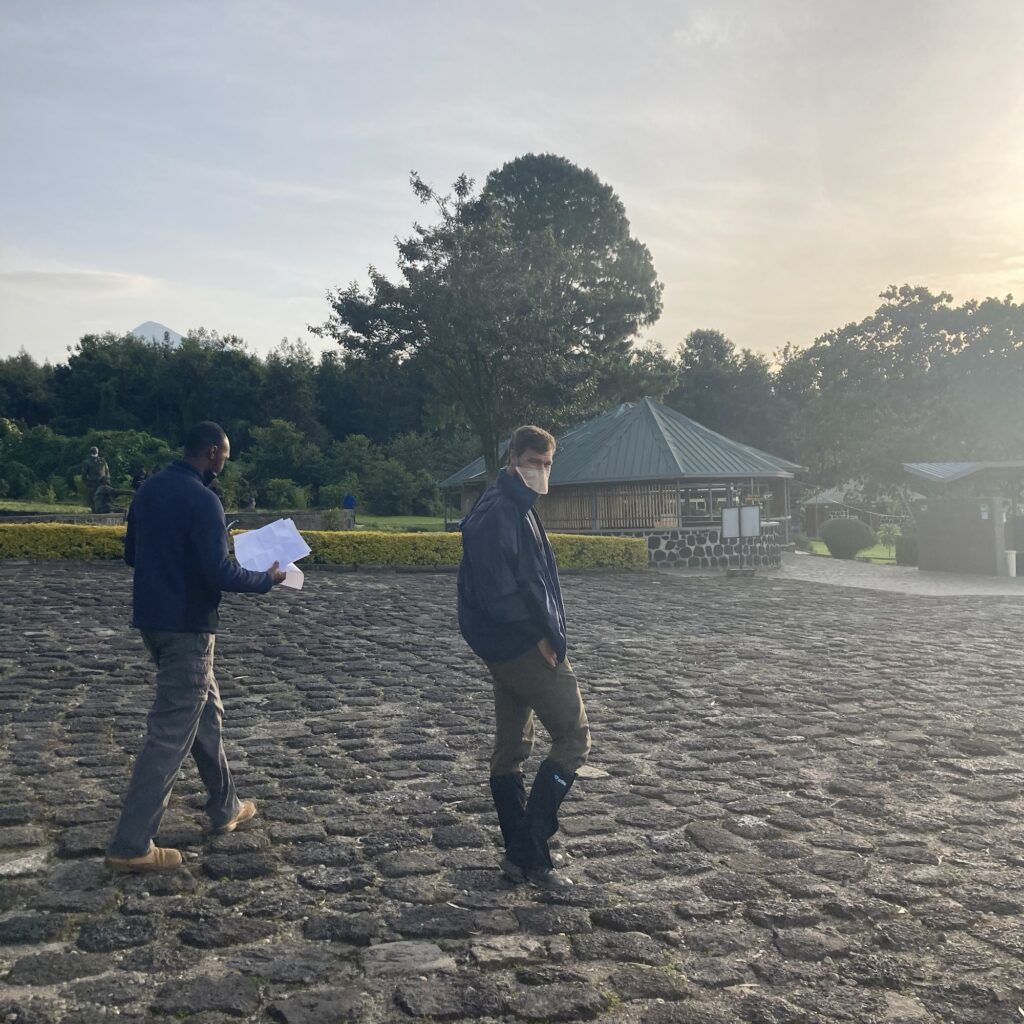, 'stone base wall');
608,522,782,569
